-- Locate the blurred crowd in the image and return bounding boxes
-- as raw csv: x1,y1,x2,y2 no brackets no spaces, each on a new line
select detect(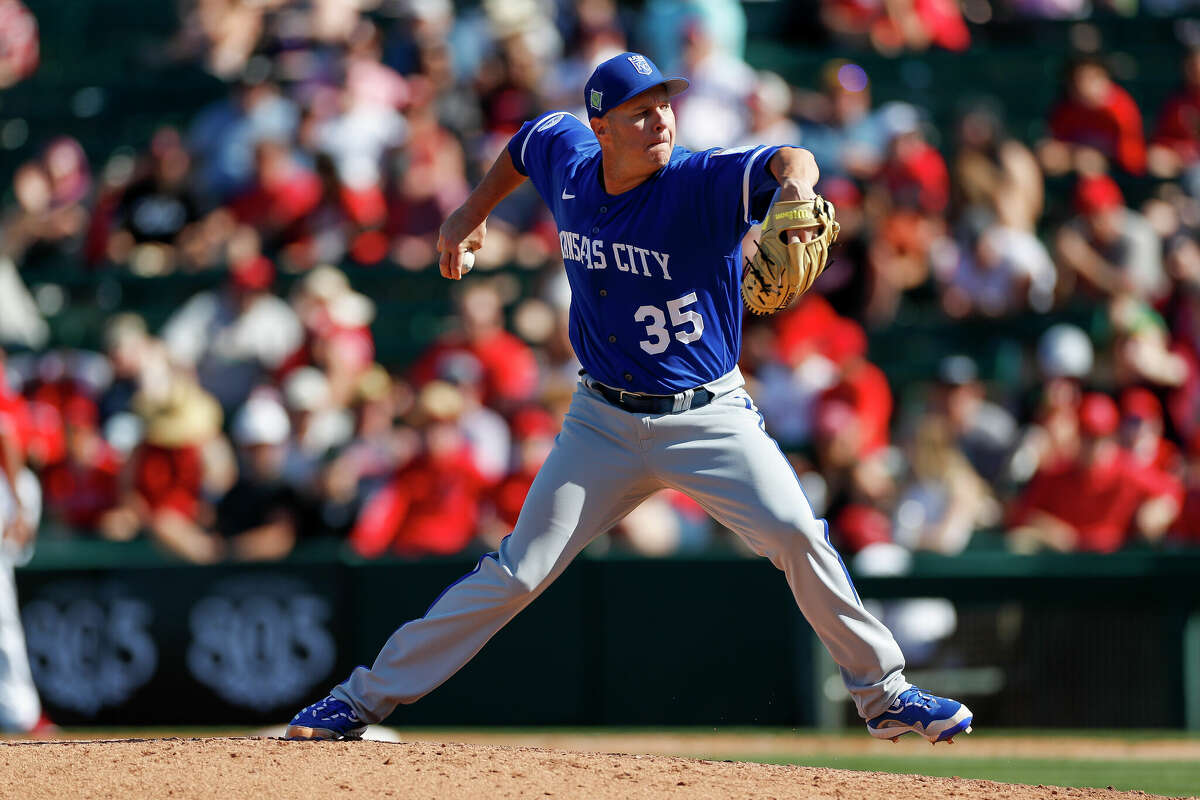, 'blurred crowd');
2,0,1200,565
